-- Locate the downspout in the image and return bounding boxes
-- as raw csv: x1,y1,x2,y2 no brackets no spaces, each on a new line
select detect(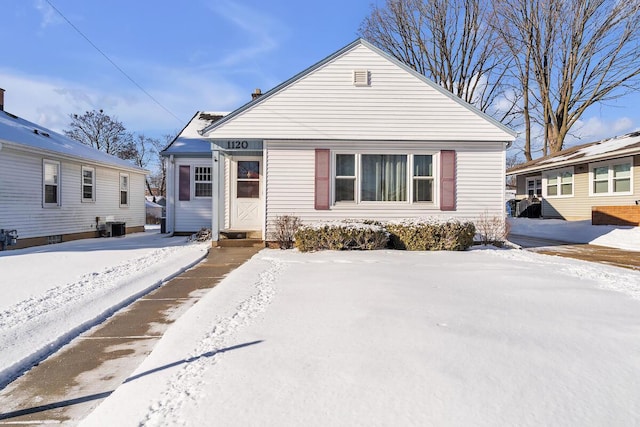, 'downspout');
168,155,175,235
